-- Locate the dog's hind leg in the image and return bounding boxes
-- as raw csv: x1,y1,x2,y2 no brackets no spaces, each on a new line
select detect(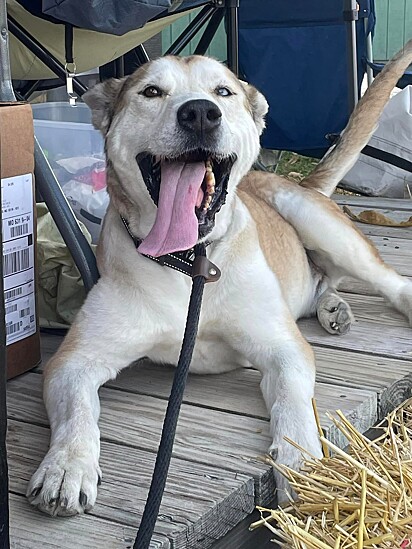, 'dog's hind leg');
253,174,412,324
26,283,155,517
